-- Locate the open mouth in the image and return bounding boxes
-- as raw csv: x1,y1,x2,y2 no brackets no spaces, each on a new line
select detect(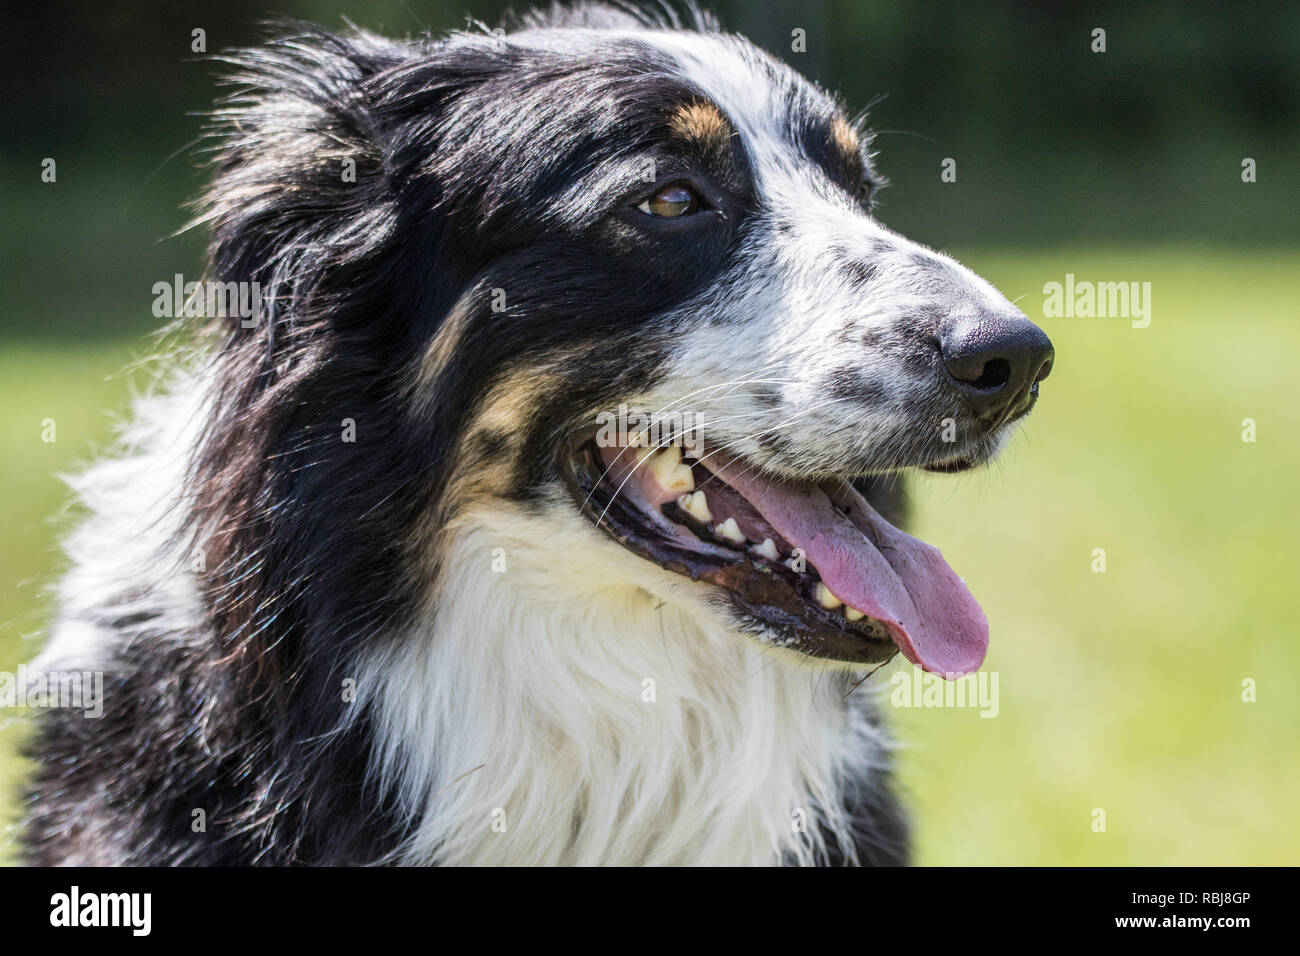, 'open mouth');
562,437,989,677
